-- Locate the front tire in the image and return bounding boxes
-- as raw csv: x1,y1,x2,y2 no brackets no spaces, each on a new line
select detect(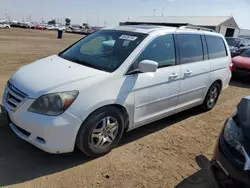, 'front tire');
76,106,125,157
201,82,221,111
